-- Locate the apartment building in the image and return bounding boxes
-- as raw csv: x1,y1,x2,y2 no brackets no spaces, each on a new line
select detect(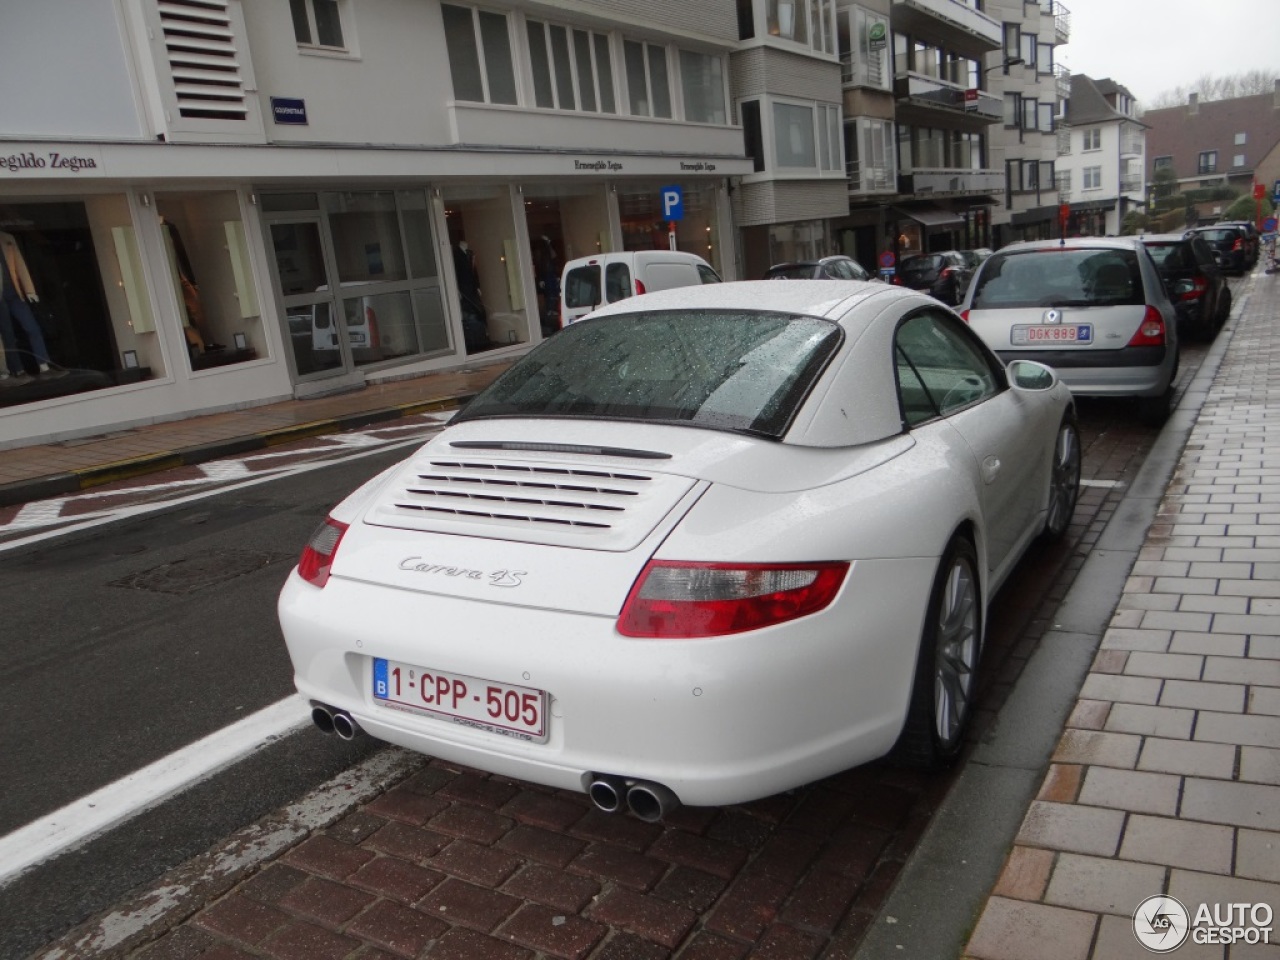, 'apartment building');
0,0,749,446
1056,75,1146,236
983,0,1070,246
1143,83,1280,214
